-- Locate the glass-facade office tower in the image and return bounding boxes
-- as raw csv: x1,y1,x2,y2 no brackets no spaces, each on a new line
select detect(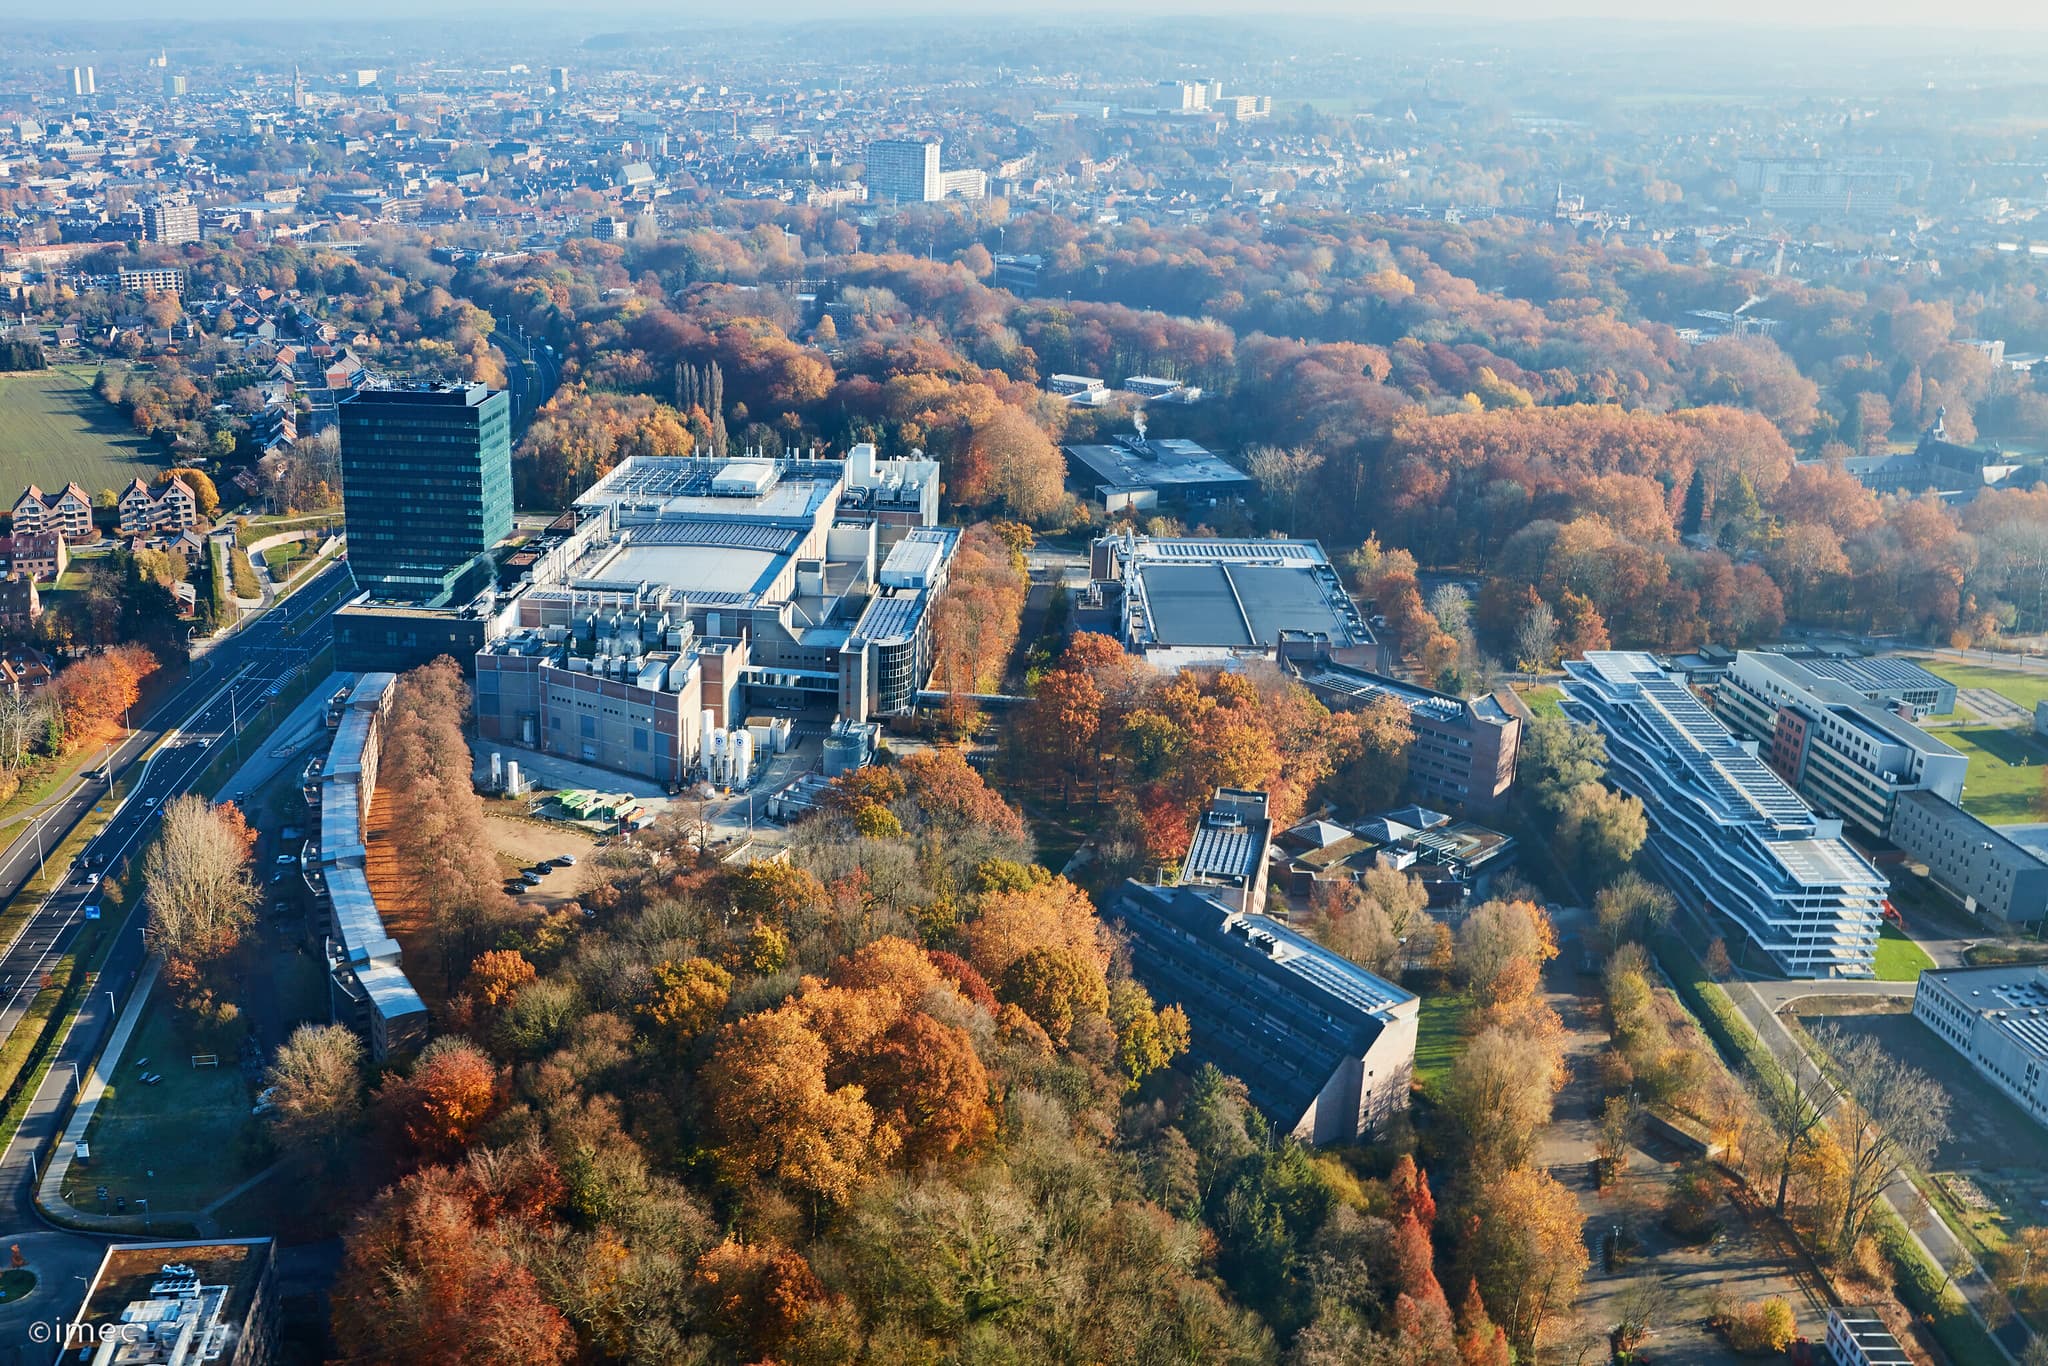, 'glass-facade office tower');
340,384,513,605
